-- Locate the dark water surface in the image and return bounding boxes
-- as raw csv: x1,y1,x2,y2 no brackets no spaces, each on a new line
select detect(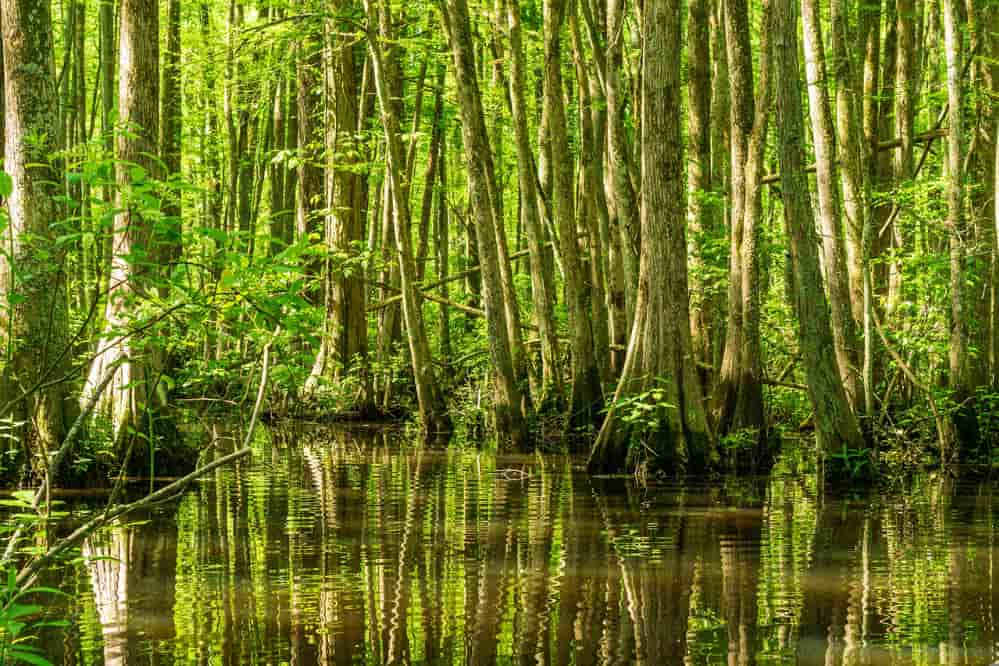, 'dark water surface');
50,426,999,664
